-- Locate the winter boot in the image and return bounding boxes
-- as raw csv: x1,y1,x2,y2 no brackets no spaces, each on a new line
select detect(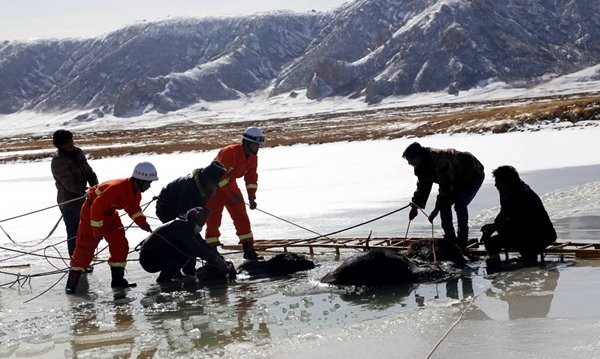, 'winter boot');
110,267,137,288
486,255,501,273
242,242,263,261
65,270,82,294
181,259,197,277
